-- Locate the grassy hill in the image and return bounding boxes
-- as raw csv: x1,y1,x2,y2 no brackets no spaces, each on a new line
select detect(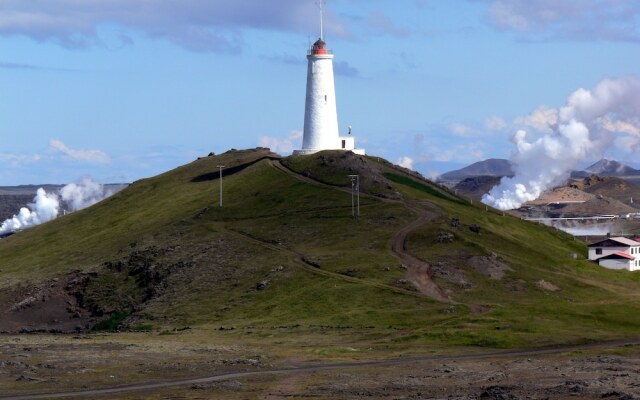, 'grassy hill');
1,148,640,350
